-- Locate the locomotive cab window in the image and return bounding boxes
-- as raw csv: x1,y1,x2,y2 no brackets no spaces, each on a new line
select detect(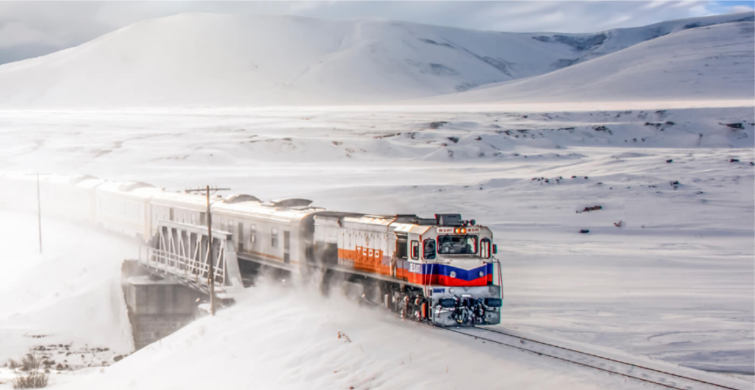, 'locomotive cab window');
410,240,419,260
437,235,478,255
481,238,491,259
423,239,436,260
